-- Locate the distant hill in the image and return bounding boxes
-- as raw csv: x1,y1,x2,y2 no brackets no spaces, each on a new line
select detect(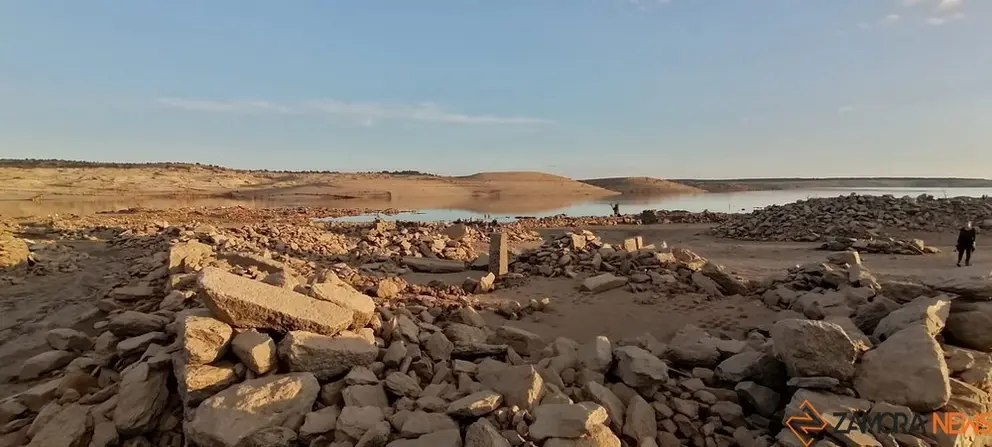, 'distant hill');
580,177,705,195
672,177,992,192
